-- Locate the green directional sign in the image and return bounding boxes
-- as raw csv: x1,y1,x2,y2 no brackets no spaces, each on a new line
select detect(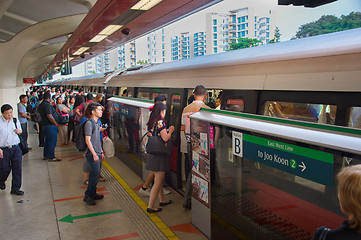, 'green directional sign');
59,209,122,223
233,132,334,186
